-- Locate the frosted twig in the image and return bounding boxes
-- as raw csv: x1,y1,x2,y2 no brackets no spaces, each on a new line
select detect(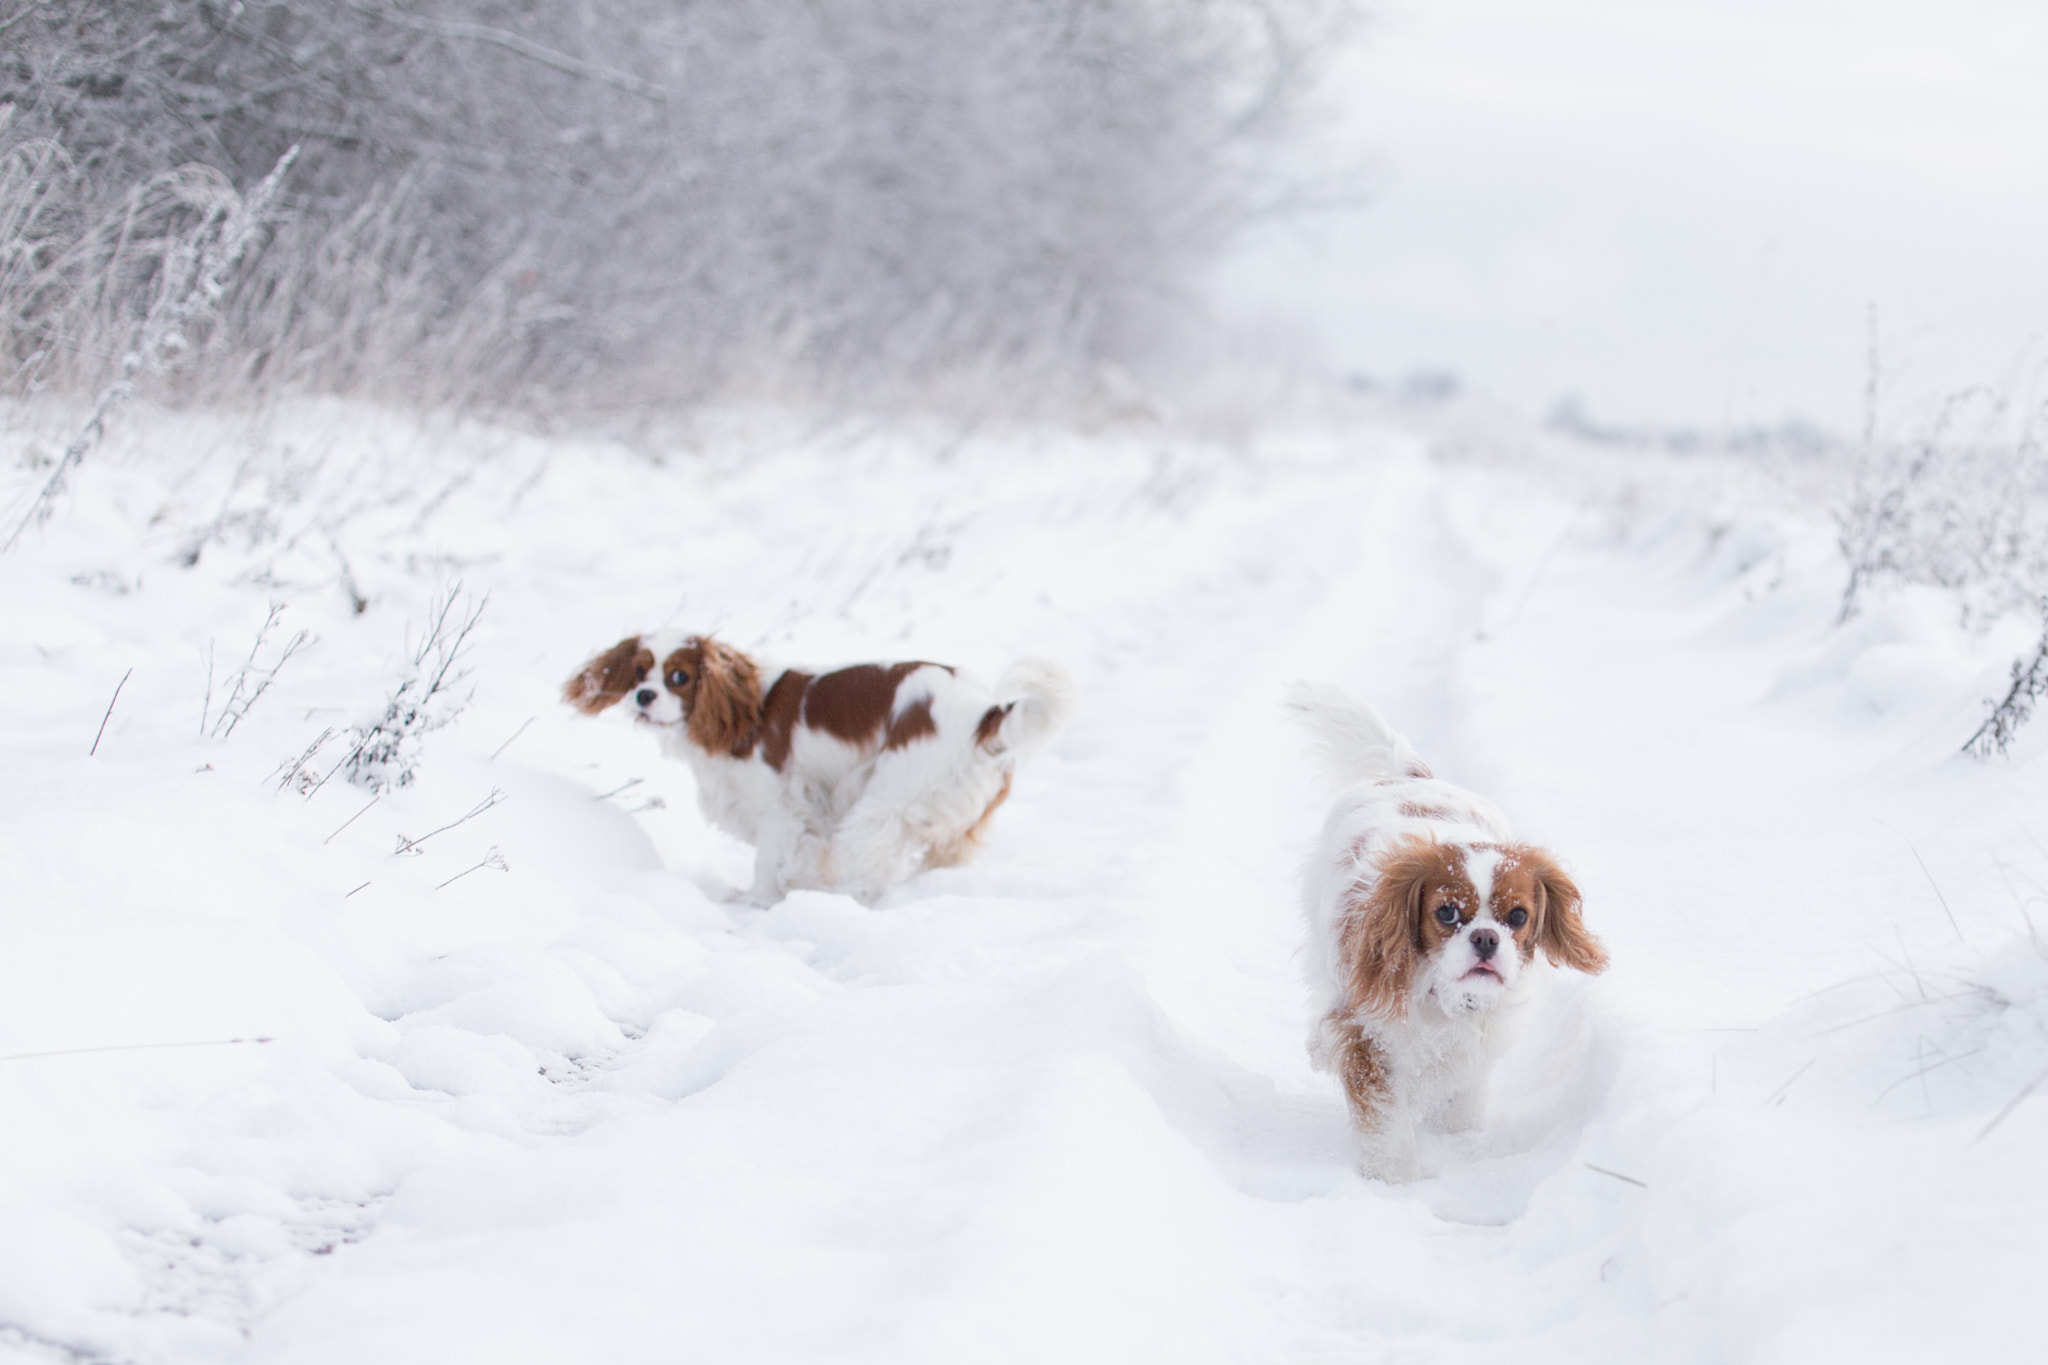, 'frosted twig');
394,787,506,856
1965,610,2048,758
211,604,315,740
89,667,132,755
0,1036,272,1063
436,846,509,890
1875,1041,1981,1105
1975,1062,2048,1142
490,716,534,760
1875,821,1963,941
594,777,643,802
276,728,336,790
1765,1058,1816,1106
1812,994,1956,1037
1583,1163,1647,1189
325,795,381,844
344,881,371,898
1479,501,1594,640
200,639,215,736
